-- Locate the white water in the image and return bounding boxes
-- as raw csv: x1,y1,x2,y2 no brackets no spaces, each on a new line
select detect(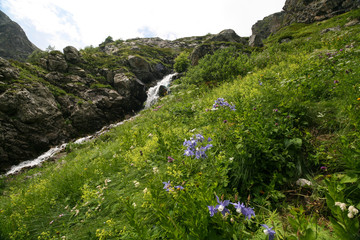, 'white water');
4,73,176,176
144,73,177,108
